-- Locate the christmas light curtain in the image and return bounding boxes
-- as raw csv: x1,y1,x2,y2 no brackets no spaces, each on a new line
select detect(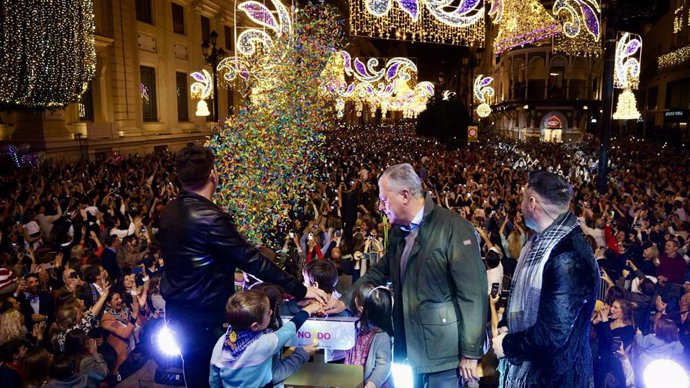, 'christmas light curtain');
0,0,96,109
